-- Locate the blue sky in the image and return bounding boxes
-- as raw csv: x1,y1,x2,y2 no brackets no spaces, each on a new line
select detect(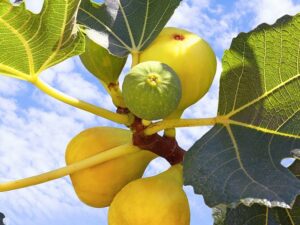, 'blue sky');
1,0,300,225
